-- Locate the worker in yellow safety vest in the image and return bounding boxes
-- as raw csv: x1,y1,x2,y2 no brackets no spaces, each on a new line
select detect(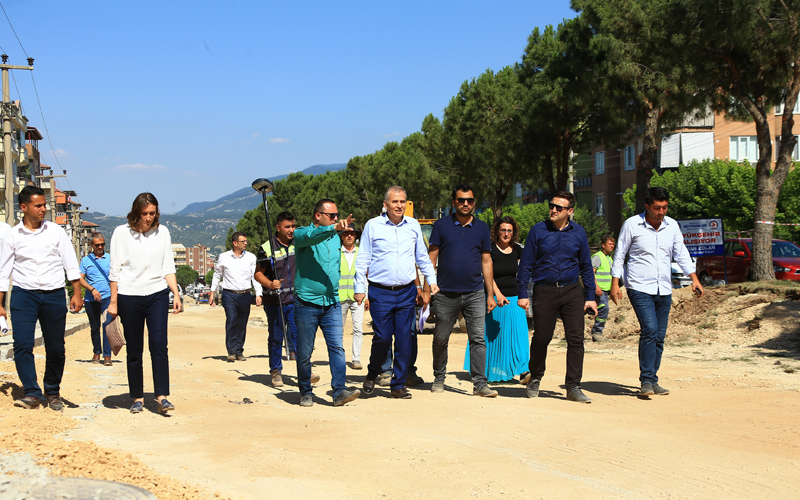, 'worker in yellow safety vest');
590,235,615,342
338,223,367,370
